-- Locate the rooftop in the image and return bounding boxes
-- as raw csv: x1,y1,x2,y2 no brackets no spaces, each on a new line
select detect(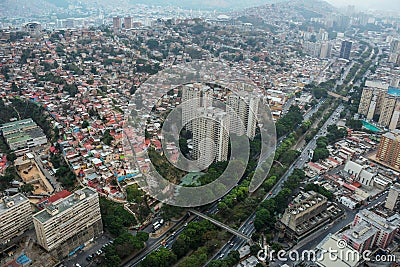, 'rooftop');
357,209,398,233
0,194,29,215
33,187,97,223
316,234,360,267
1,121,37,135
342,221,378,244
0,118,33,128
